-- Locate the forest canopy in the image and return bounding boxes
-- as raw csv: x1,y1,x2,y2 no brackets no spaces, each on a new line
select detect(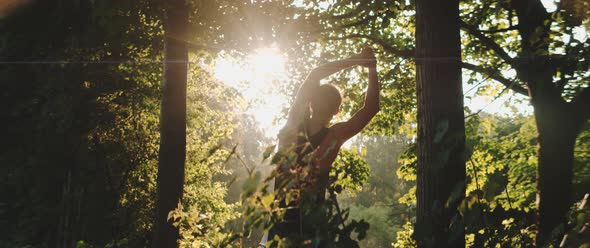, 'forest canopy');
1,0,588,247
